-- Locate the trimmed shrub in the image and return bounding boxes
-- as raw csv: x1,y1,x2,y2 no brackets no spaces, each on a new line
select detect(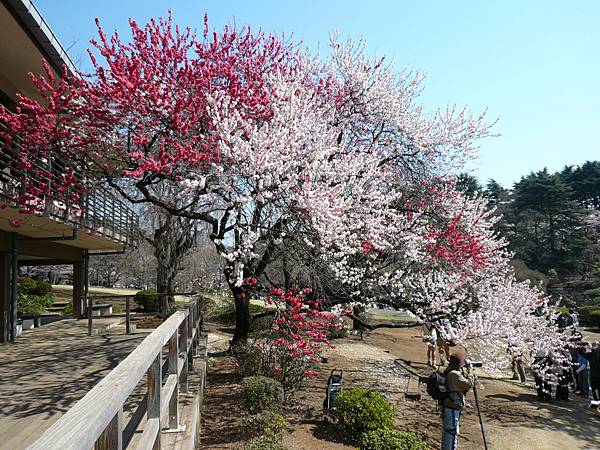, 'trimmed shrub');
63,301,74,316
232,339,320,397
18,277,52,296
212,299,267,324
583,287,600,299
576,306,598,325
17,277,54,315
360,429,428,450
135,289,160,312
332,388,395,439
590,310,600,328
245,438,288,450
242,411,288,439
232,341,264,377
250,314,274,333
18,293,54,315
241,376,284,414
